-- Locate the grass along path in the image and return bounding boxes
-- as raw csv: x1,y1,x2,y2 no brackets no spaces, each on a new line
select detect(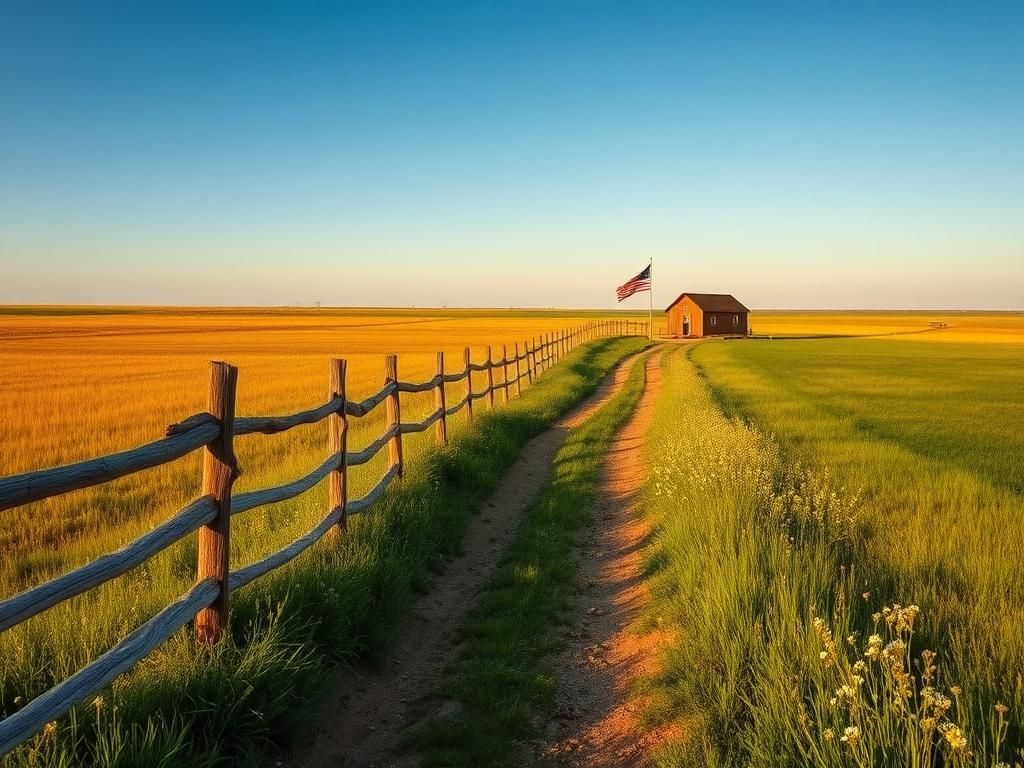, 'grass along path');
2,336,647,768
637,346,1018,767
295,342,652,768
409,349,652,767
